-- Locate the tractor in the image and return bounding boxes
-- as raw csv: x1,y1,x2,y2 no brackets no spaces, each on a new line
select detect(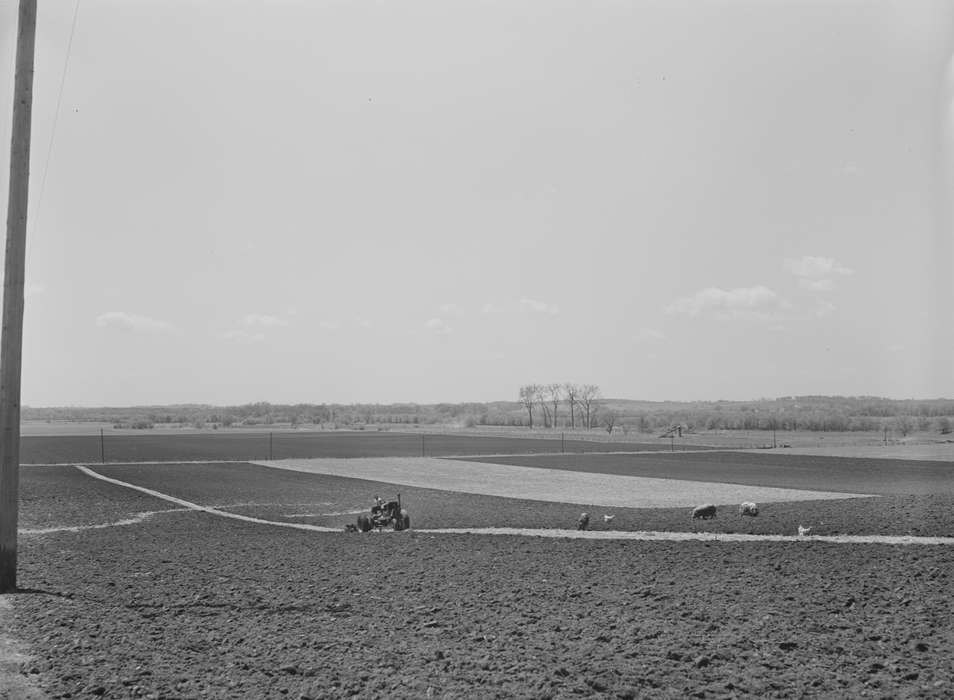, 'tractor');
357,494,410,532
